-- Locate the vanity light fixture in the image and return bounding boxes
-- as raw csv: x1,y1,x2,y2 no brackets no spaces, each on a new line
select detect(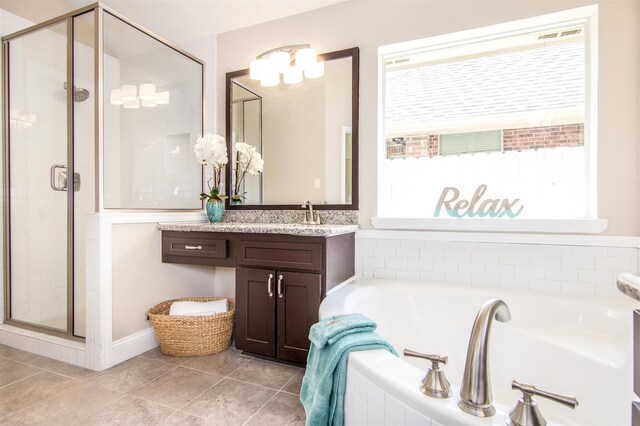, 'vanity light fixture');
110,84,170,108
249,44,324,87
